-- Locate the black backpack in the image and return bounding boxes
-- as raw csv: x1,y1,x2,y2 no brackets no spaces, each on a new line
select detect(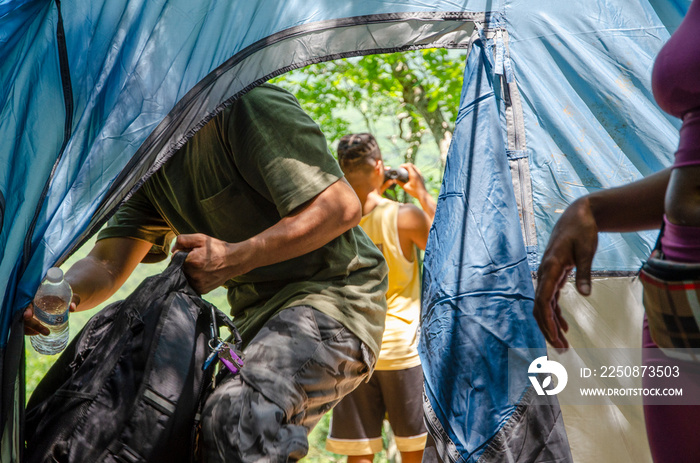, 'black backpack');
25,252,241,463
